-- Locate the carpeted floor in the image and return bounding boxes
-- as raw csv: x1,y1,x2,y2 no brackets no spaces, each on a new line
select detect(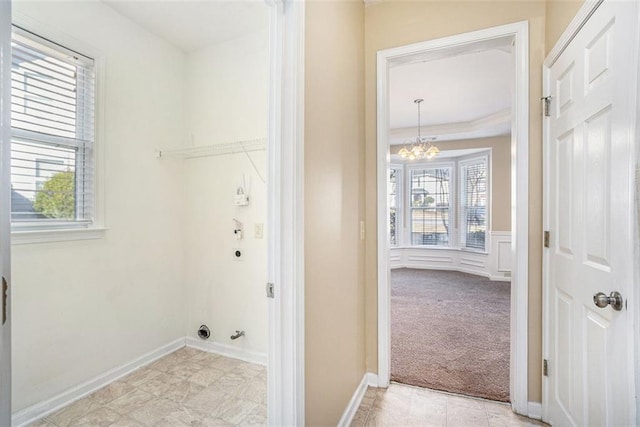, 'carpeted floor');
390,268,510,402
